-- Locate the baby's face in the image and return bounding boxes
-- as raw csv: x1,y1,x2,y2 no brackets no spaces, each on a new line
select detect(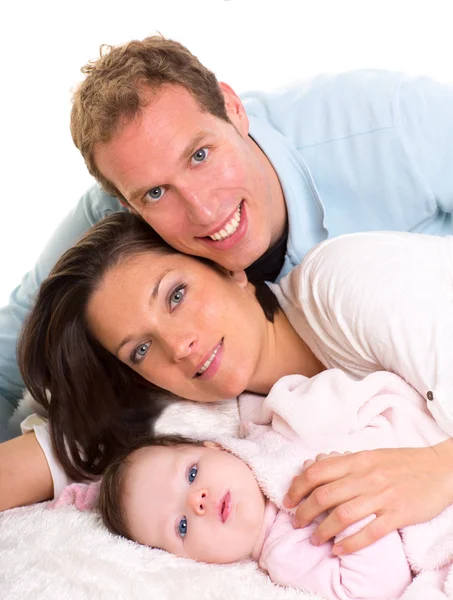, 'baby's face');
122,443,266,563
